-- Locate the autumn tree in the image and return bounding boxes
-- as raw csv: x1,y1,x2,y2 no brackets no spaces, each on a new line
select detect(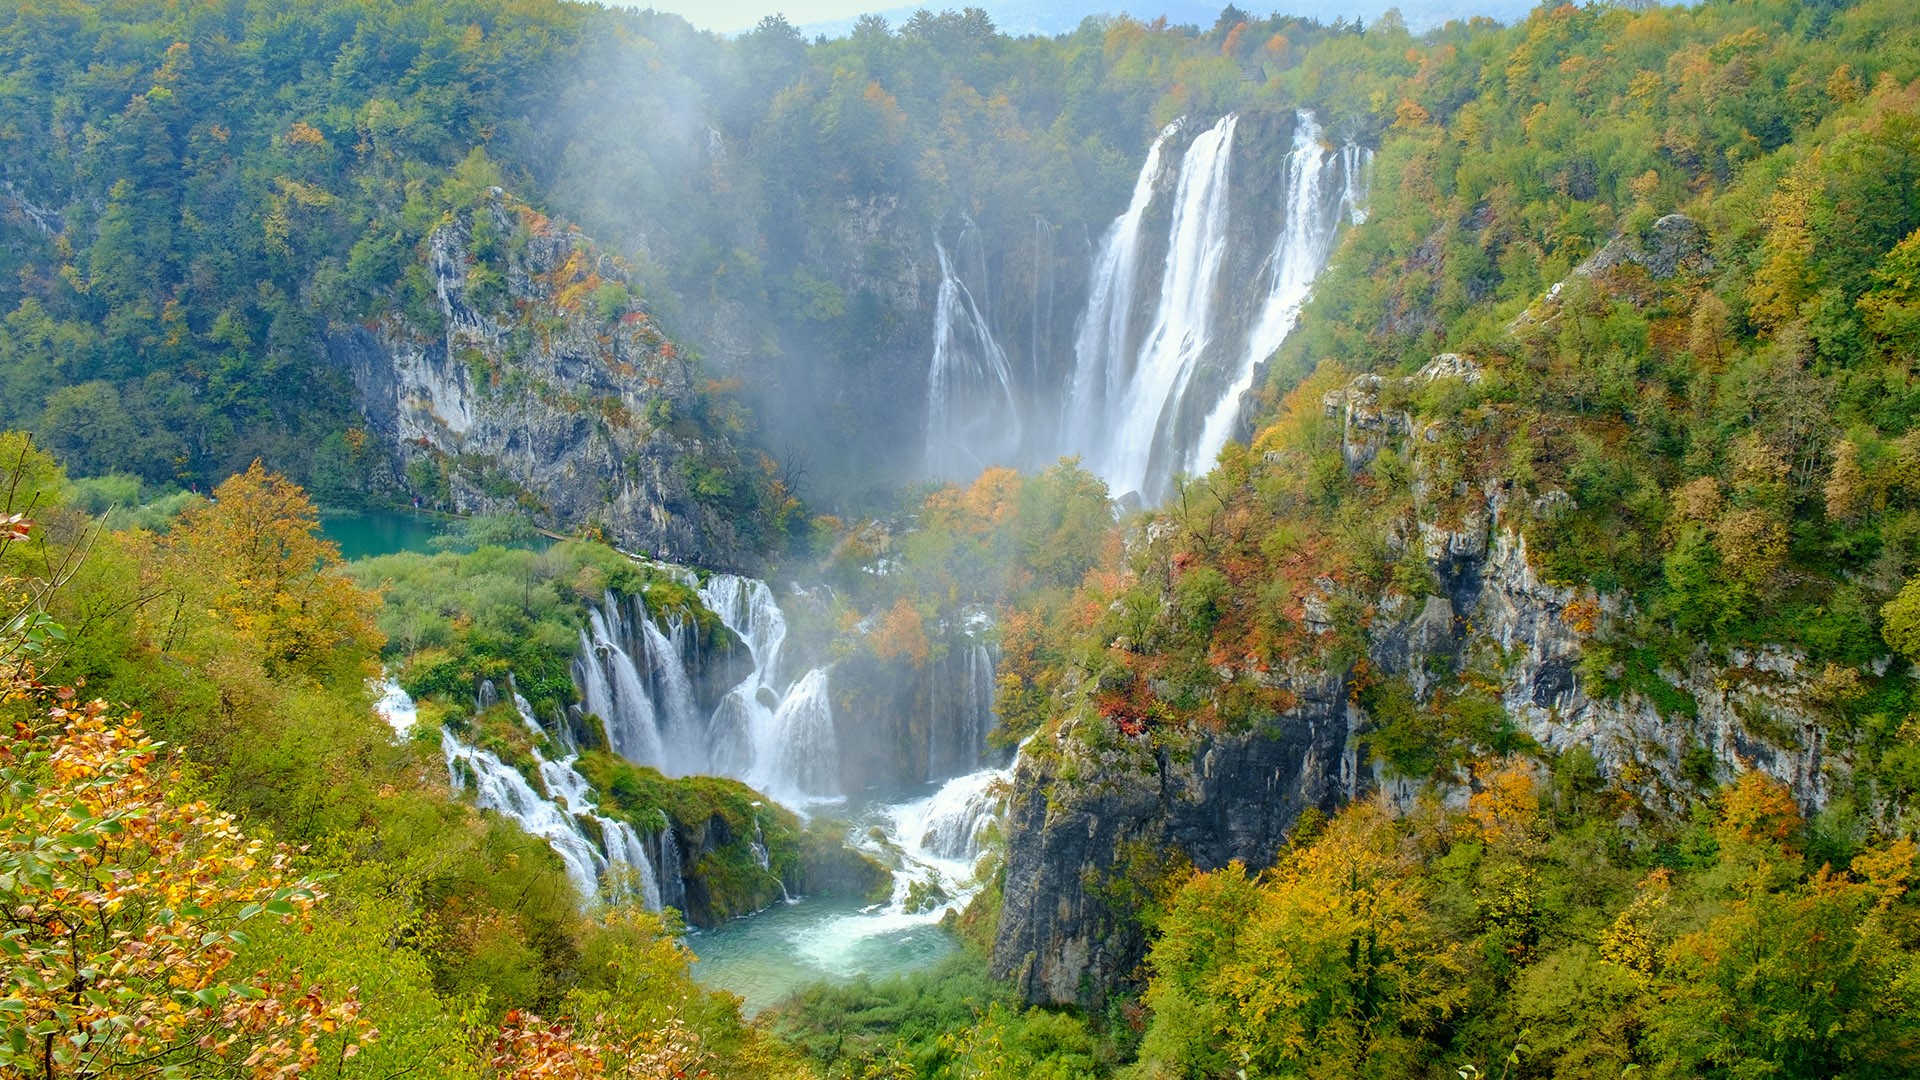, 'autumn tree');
1138,800,1462,1078
157,461,381,680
